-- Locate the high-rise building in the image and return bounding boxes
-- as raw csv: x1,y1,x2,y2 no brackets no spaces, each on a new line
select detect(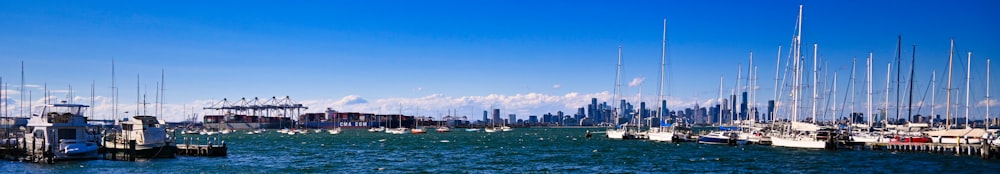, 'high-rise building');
482,111,488,123
740,92,748,121
528,115,538,123
556,111,564,124
508,114,516,125
661,100,668,117
492,109,501,123
767,100,775,122
721,98,729,124
730,94,737,121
